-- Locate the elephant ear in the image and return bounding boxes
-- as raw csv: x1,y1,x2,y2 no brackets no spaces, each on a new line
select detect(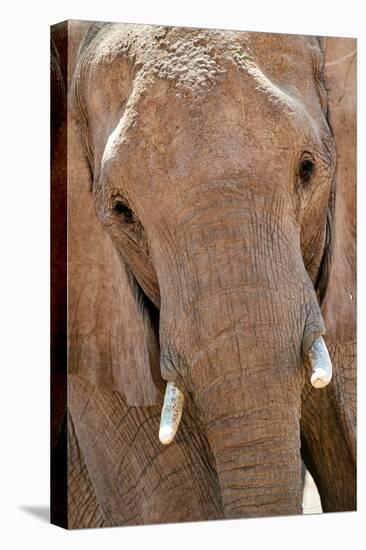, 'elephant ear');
67,22,162,406
320,36,357,344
